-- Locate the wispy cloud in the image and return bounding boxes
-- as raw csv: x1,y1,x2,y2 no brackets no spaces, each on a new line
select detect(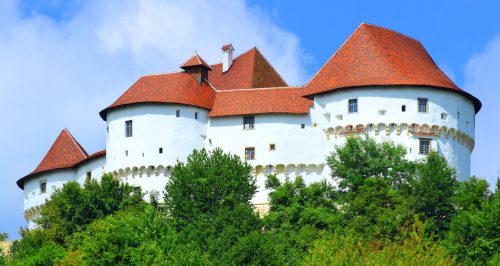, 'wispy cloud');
0,0,308,238
464,36,500,186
